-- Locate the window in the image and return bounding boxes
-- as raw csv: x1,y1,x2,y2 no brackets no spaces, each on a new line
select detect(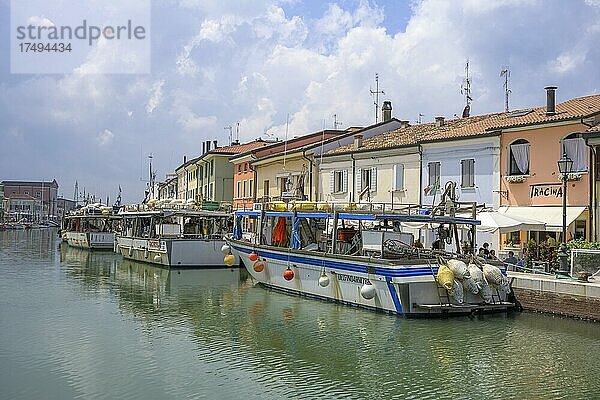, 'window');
36,191,41,198
425,161,440,196
357,167,377,193
393,164,404,191
237,181,242,198
562,133,587,172
199,166,203,178
244,163,248,172
210,160,214,175
243,180,248,198
331,170,347,193
263,180,269,197
461,159,475,188
279,177,288,195
210,183,214,199
237,164,242,173
249,179,254,197
509,139,530,175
